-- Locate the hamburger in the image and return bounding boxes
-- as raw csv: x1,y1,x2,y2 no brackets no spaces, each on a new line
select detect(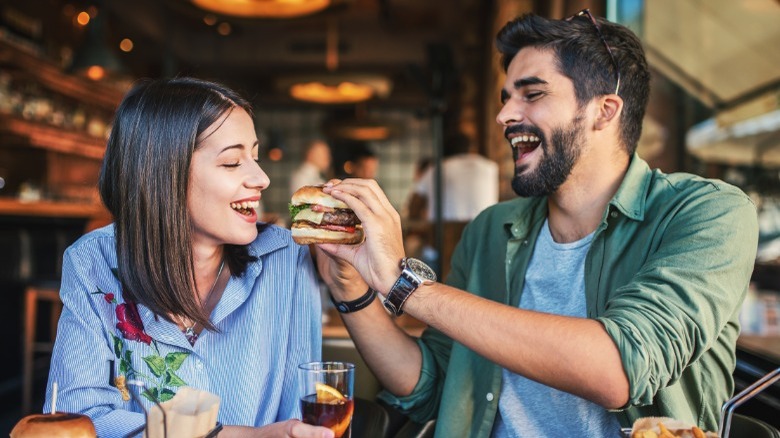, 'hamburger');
11,413,96,438
290,185,364,245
